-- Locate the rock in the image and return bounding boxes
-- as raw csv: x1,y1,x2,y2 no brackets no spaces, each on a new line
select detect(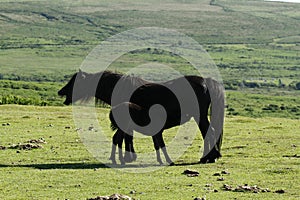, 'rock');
275,189,285,194
183,169,199,177
28,138,47,144
213,172,221,176
88,194,132,200
217,177,225,181
223,184,233,191
194,197,205,200
262,188,271,193
221,170,230,175
0,146,6,150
